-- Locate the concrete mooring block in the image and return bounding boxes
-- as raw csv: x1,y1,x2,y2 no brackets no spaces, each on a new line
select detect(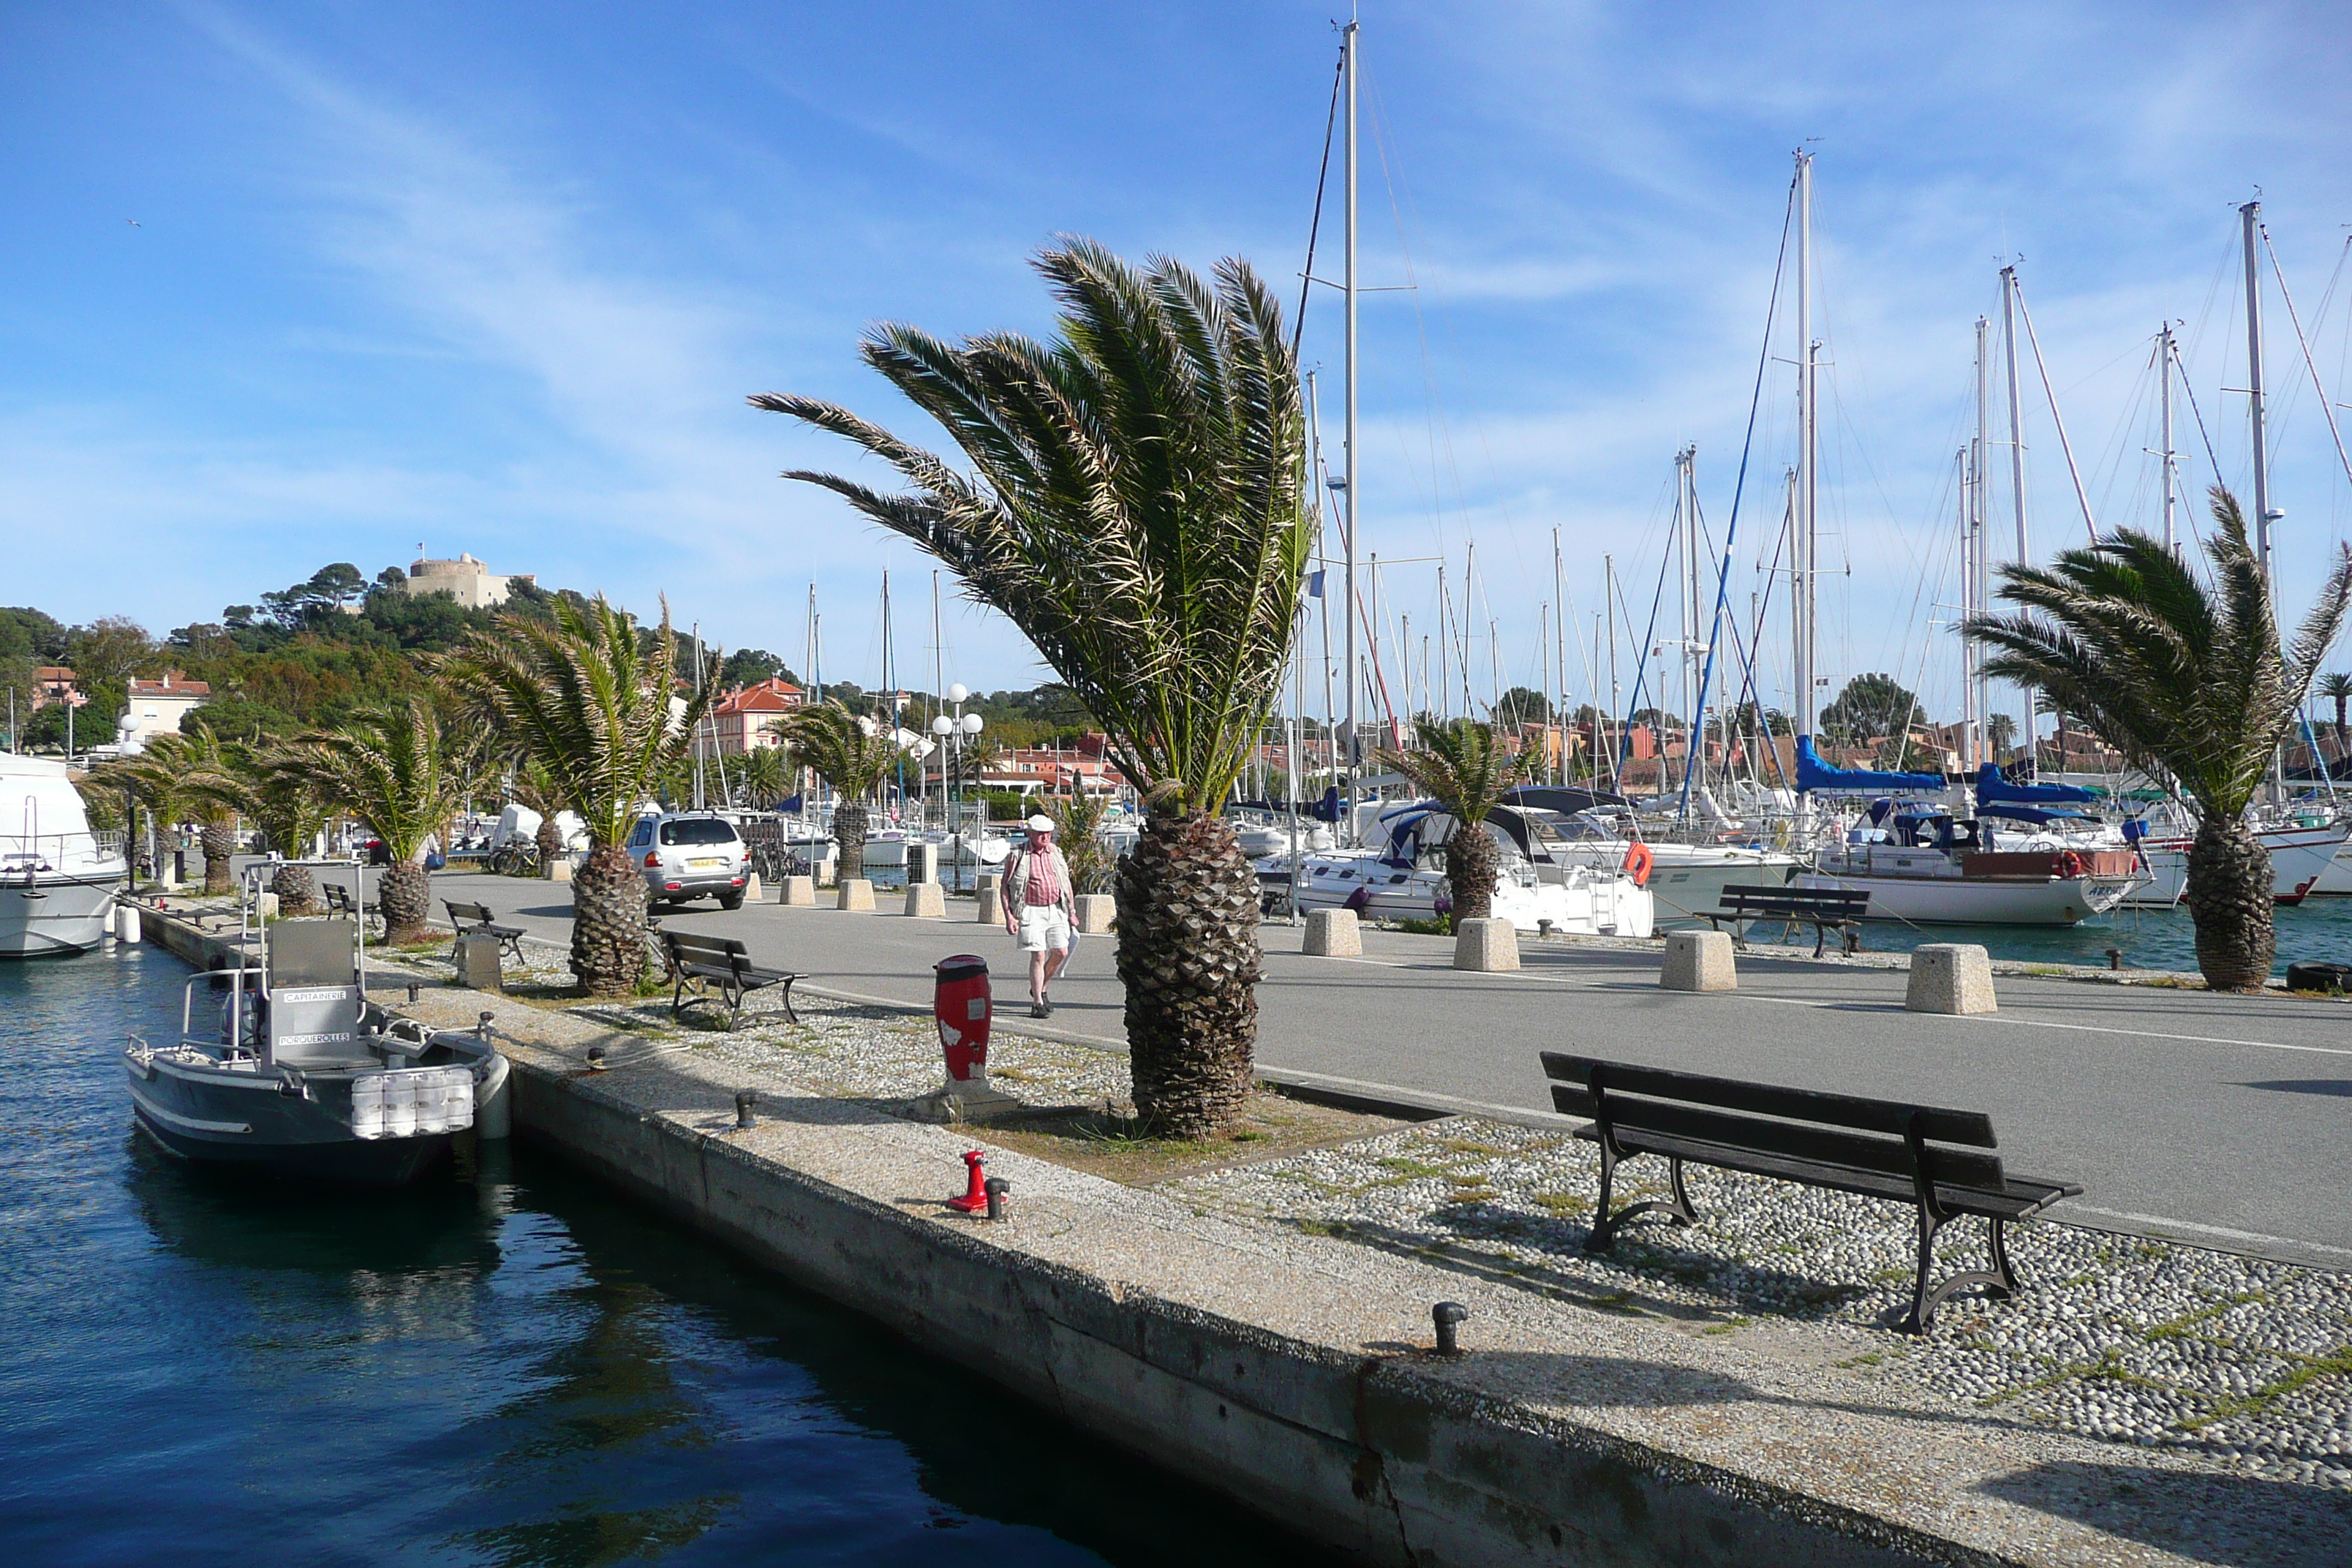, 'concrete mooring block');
904,882,946,918
1907,943,1997,1014
1303,907,1362,957
454,932,505,993
837,878,875,913
545,859,573,883
744,872,764,902
976,886,1003,924
255,891,280,921
781,874,816,906
1660,929,1737,992
1072,893,1115,934
1453,916,1520,972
